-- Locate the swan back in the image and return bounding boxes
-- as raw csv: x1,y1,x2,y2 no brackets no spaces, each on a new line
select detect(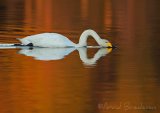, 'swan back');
18,33,76,47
